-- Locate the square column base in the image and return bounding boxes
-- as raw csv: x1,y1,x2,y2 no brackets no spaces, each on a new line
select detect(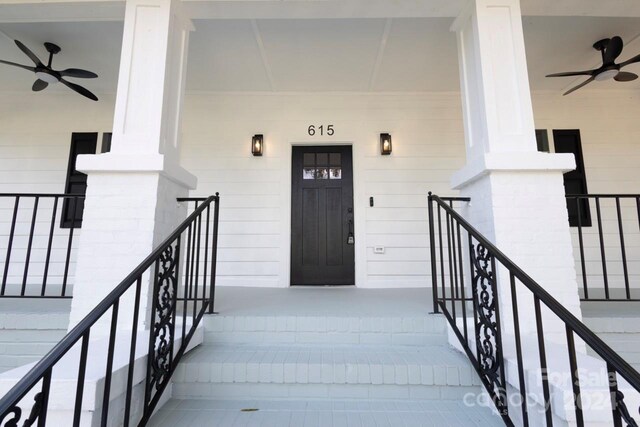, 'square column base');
452,152,582,334
68,156,196,332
